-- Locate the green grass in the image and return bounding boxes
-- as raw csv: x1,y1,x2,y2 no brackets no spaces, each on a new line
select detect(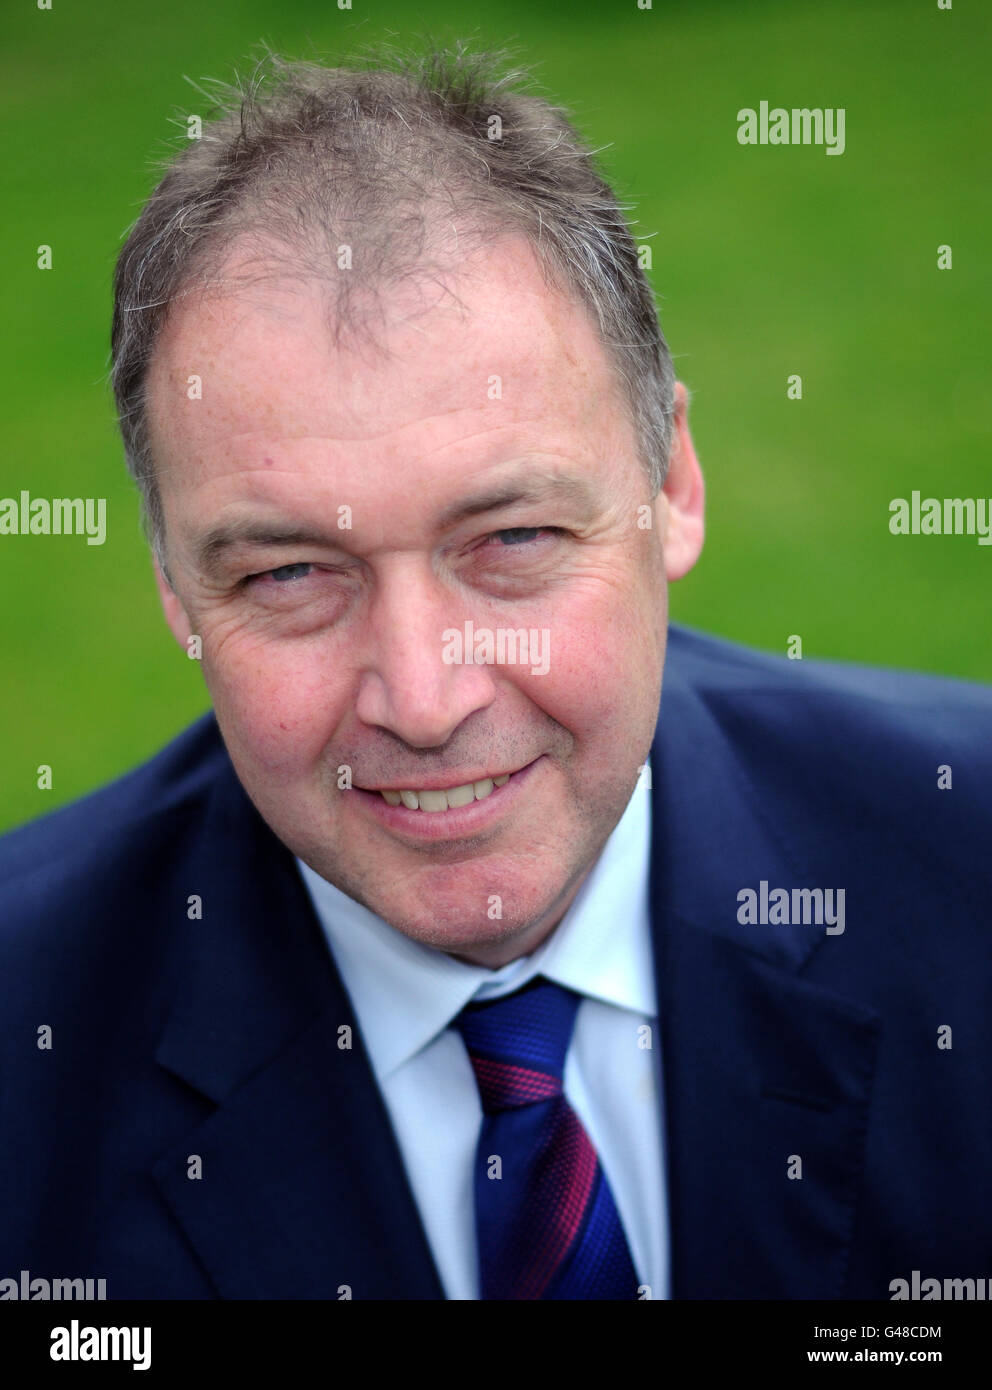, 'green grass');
2,0,989,831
